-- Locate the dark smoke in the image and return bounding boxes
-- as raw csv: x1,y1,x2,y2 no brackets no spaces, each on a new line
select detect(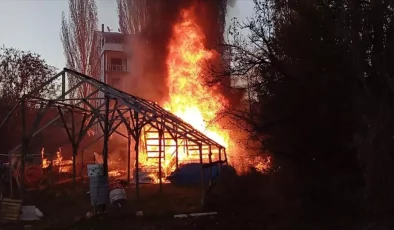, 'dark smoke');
127,0,233,104
134,0,193,102
194,0,235,100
